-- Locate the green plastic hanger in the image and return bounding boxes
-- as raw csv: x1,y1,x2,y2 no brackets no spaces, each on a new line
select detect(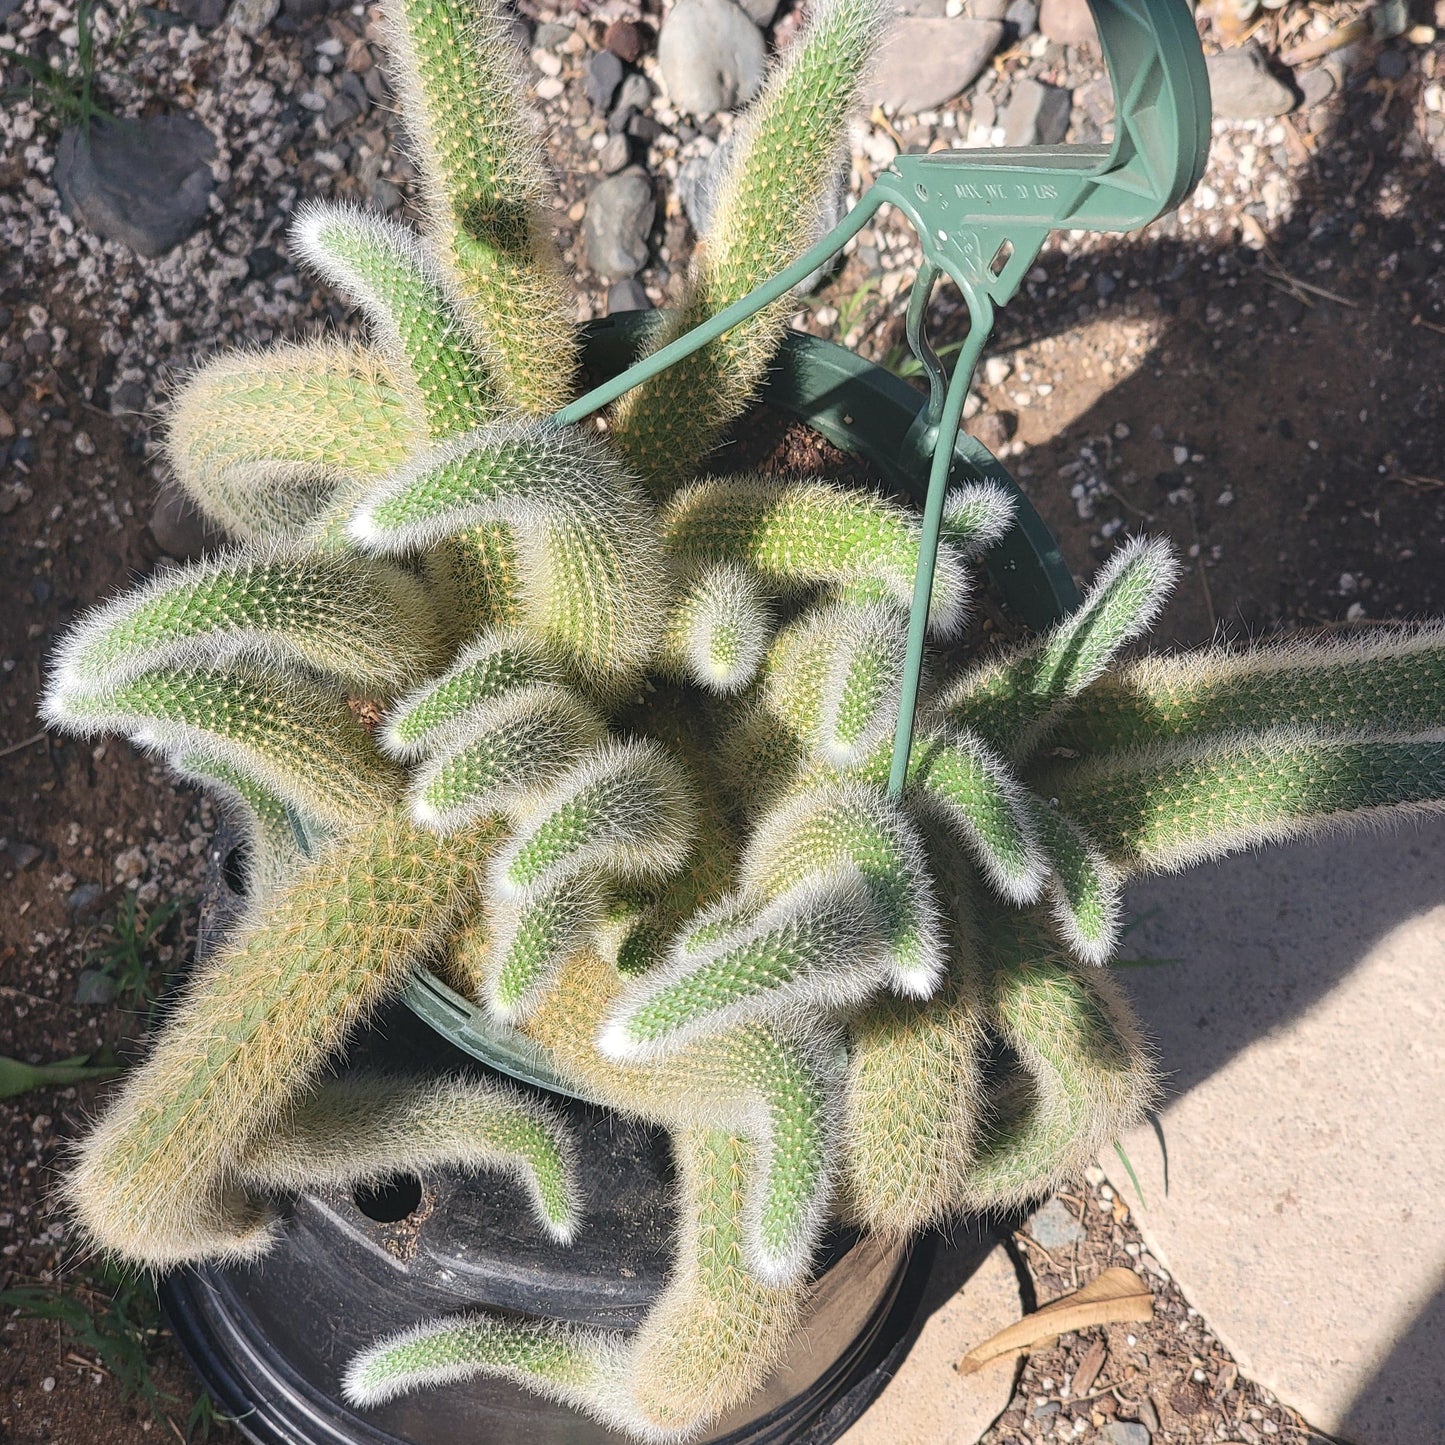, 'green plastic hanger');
556,0,1211,796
